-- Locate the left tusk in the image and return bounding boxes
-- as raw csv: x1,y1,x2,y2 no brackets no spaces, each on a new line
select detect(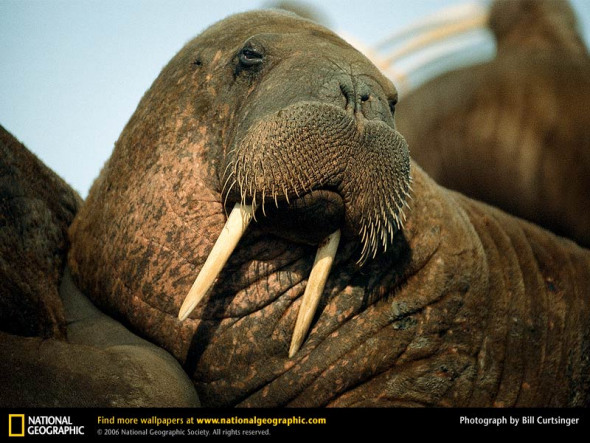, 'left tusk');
289,229,341,358
178,203,255,321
